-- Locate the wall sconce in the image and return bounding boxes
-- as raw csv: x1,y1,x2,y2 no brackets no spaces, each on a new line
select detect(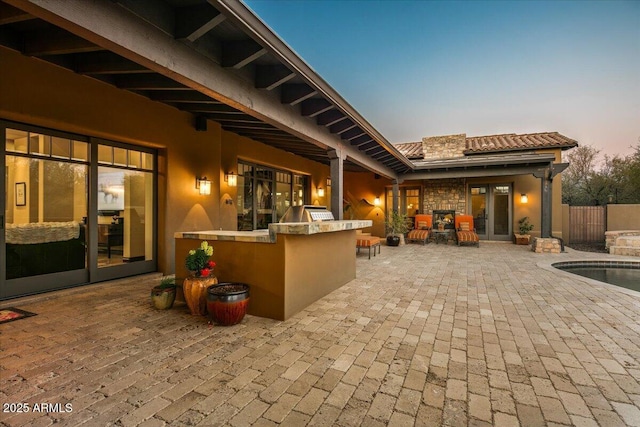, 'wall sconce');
224,172,237,187
317,187,325,197
196,176,211,195
326,177,332,187
520,193,528,204
374,197,381,206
